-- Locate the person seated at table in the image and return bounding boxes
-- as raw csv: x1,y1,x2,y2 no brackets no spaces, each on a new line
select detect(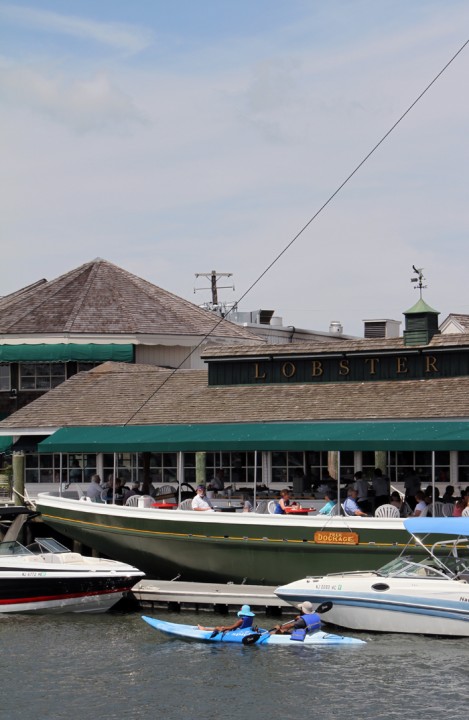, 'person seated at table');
390,491,409,517
273,601,321,637
191,484,214,511
442,485,455,504
274,488,299,514
122,481,142,504
318,490,337,515
198,604,255,632
86,474,103,501
453,491,469,517
343,487,368,516
242,494,253,512
411,490,428,517
208,469,225,492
